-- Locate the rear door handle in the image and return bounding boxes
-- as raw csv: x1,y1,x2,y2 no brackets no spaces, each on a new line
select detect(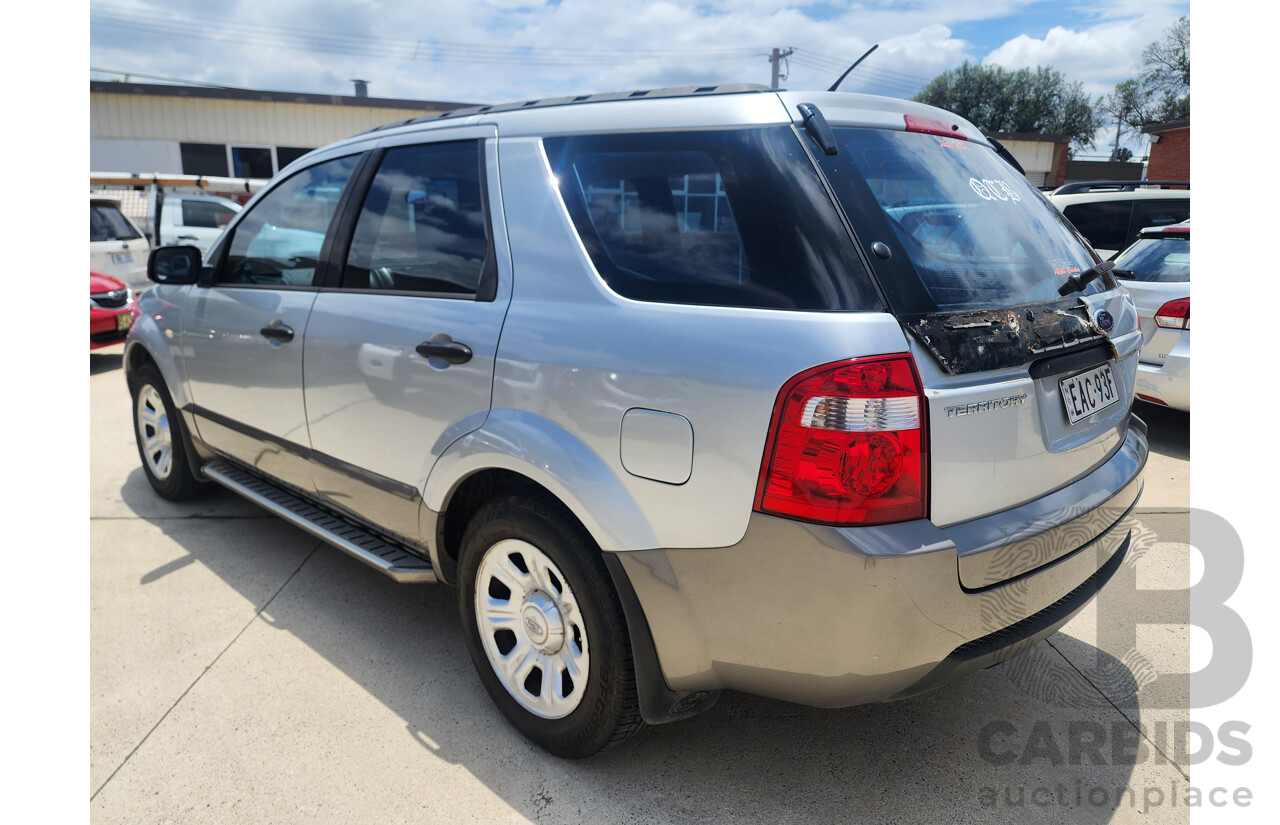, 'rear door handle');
416,337,472,364
260,324,294,342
